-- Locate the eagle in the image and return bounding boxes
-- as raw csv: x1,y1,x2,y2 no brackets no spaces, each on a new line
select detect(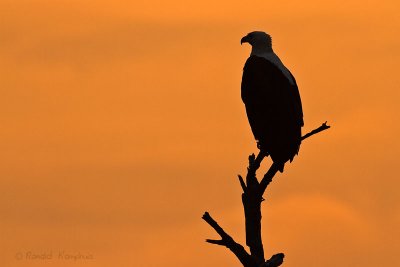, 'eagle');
241,31,303,172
